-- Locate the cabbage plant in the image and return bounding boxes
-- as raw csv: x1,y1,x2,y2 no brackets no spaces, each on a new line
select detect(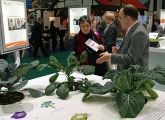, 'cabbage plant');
82,65,165,118
0,59,39,105
37,51,95,99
